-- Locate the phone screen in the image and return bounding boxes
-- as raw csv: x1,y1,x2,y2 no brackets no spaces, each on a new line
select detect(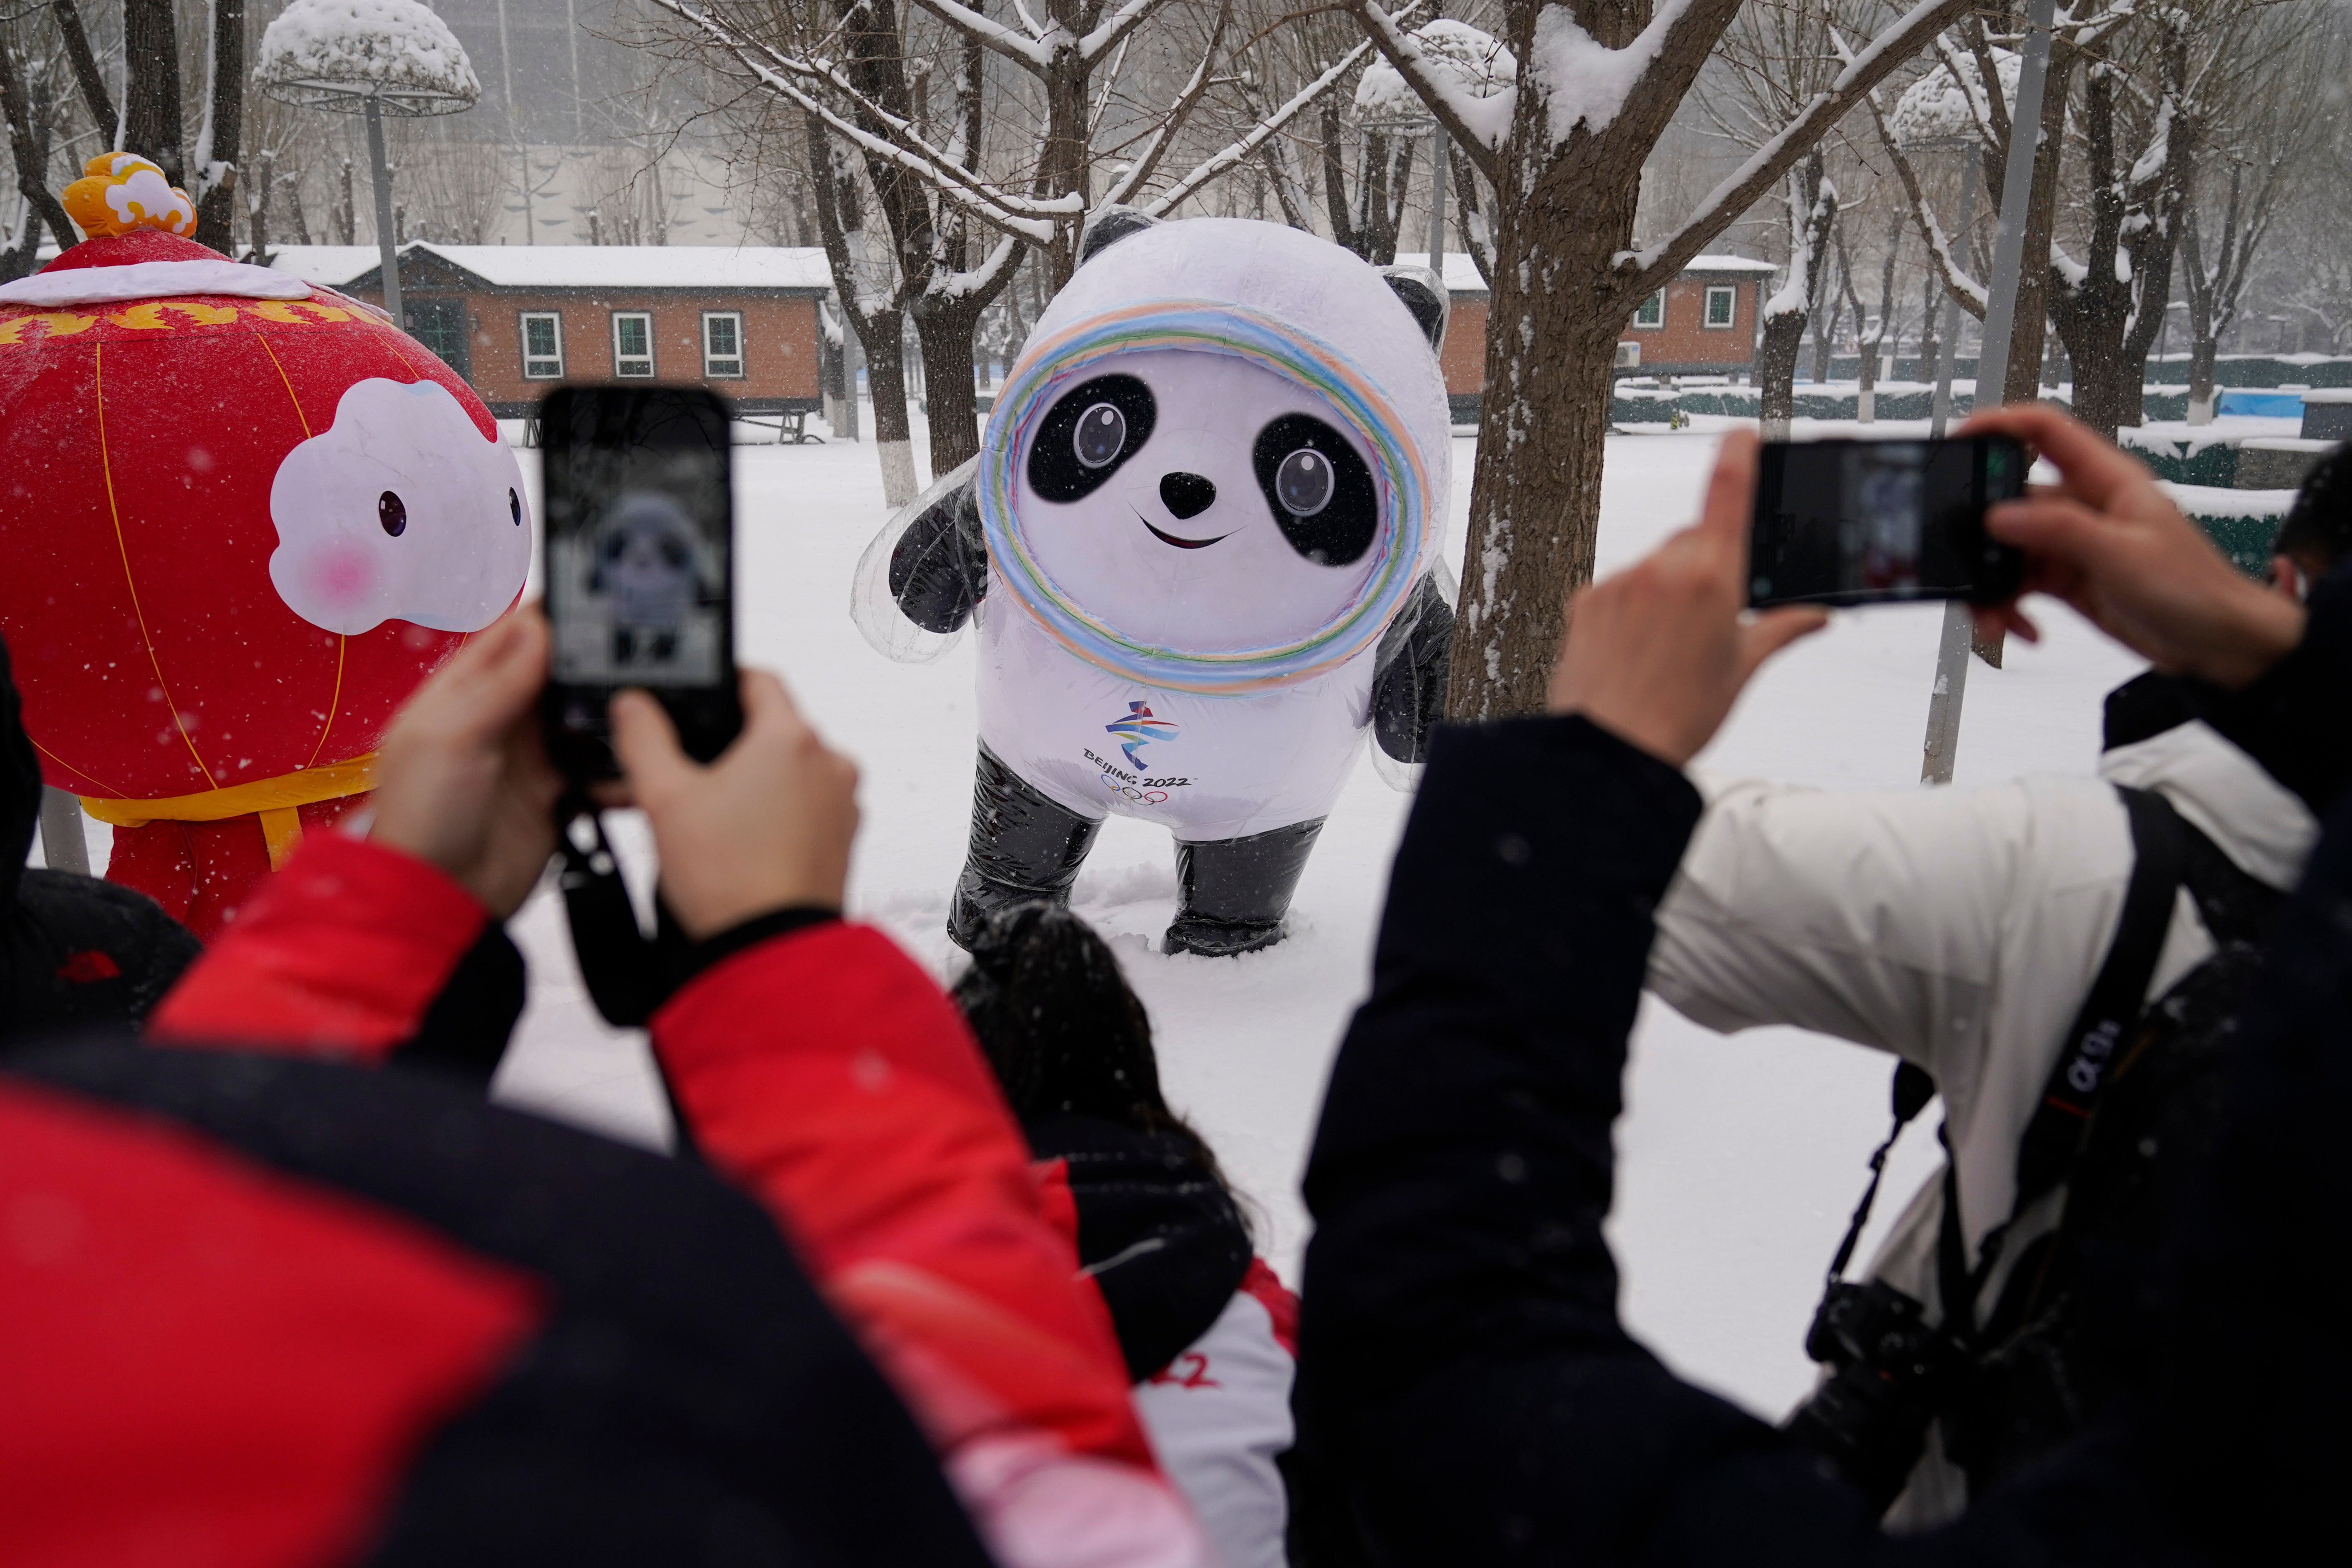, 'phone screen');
1750,437,2026,608
541,386,741,775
